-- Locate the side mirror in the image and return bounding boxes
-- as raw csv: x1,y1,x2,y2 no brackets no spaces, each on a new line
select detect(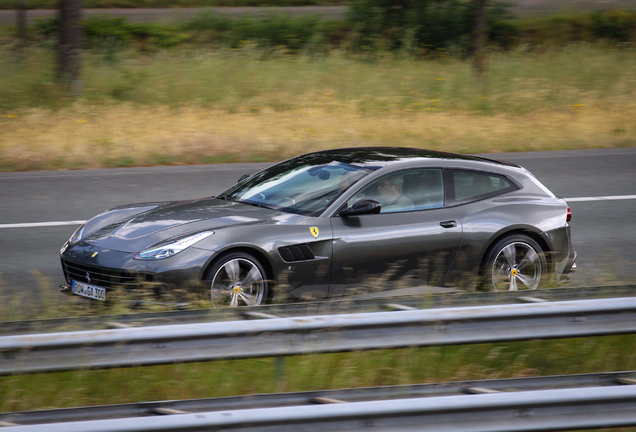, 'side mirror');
237,174,250,184
340,199,381,216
